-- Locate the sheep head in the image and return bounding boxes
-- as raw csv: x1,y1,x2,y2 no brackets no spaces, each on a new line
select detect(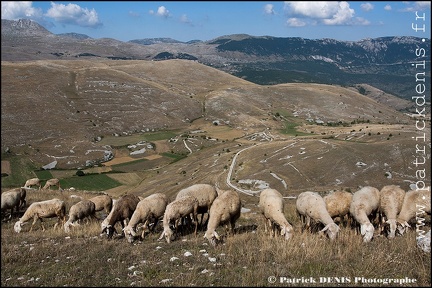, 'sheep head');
281,224,293,240
158,228,174,243
14,221,22,233
320,223,340,240
385,219,397,238
64,222,71,233
123,226,136,243
204,231,220,246
360,223,375,242
102,224,116,238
